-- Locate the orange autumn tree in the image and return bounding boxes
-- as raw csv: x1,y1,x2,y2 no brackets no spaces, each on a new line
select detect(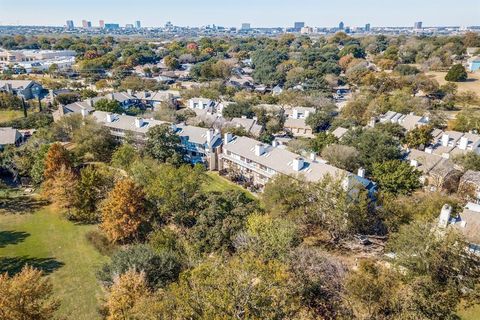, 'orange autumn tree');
101,178,147,243
103,269,150,320
43,165,78,210
43,143,73,181
0,266,60,320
